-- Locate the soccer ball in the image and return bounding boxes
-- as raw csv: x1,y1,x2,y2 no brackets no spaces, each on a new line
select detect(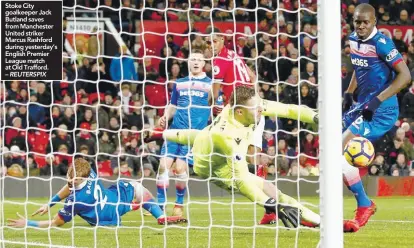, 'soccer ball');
344,137,375,168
